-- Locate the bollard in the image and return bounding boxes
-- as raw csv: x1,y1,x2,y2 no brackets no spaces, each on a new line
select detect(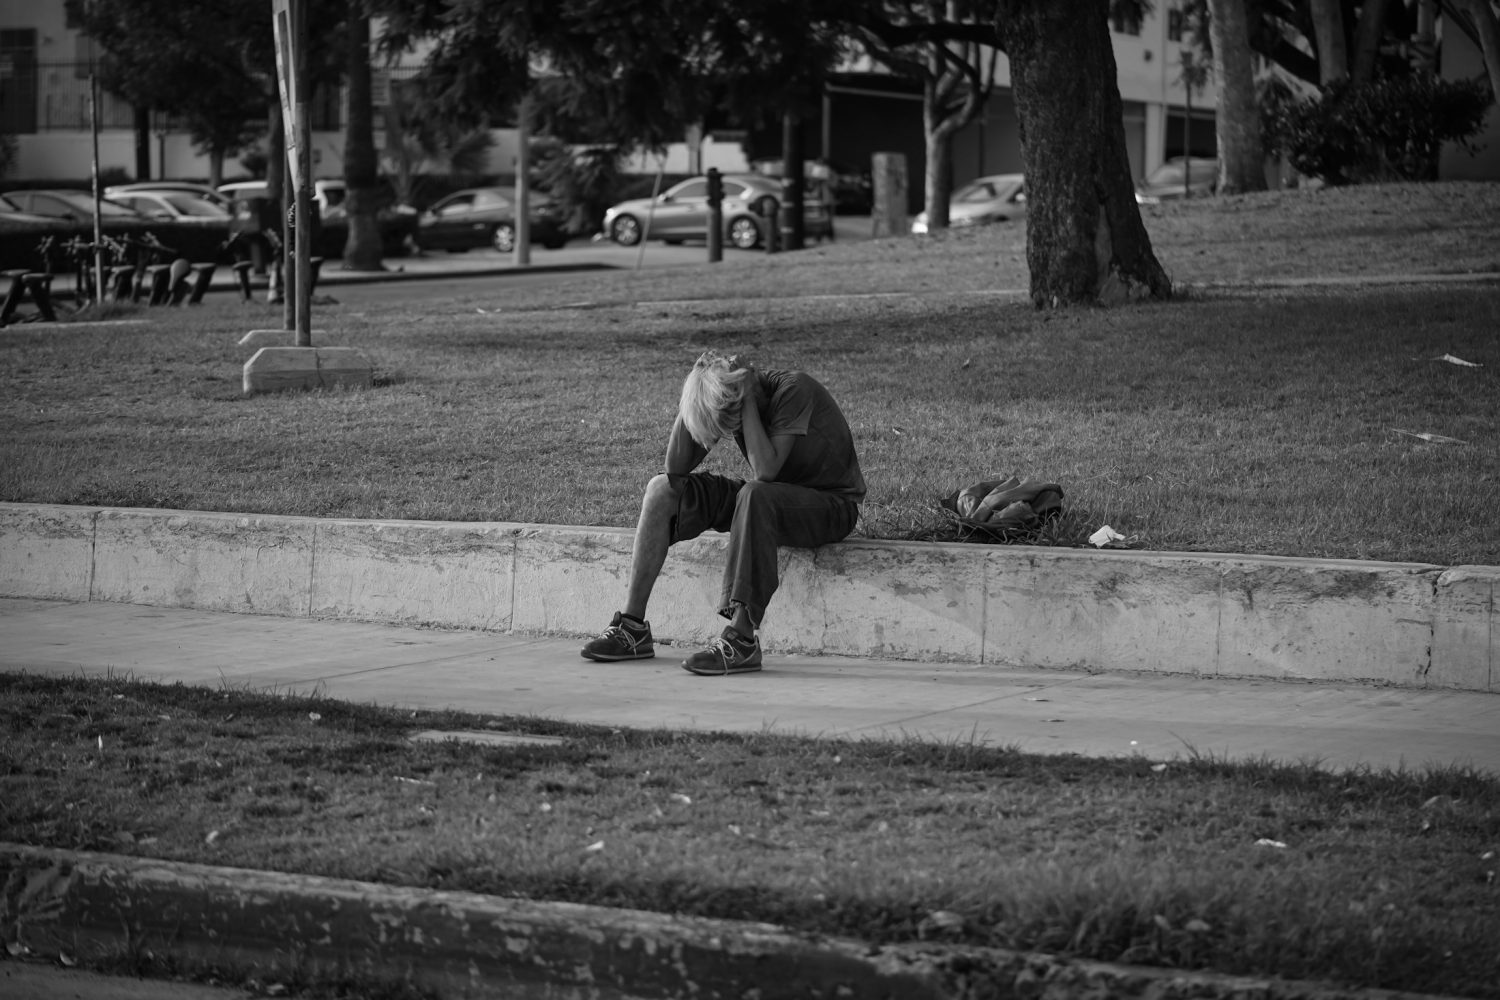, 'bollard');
706,168,724,263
